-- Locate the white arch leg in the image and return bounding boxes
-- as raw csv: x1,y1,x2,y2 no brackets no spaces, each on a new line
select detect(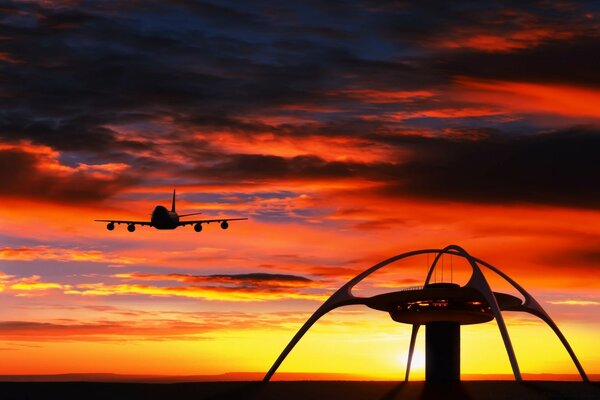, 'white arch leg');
405,324,420,382
512,308,589,382
471,257,589,382
263,249,440,382
263,305,330,382
465,266,522,381
425,245,522,381
263,245,586,383
263,295,363,382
